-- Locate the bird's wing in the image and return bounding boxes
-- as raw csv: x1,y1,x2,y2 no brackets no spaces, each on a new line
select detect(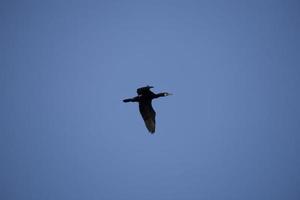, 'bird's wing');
139,101,156,133
137,86,155,96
